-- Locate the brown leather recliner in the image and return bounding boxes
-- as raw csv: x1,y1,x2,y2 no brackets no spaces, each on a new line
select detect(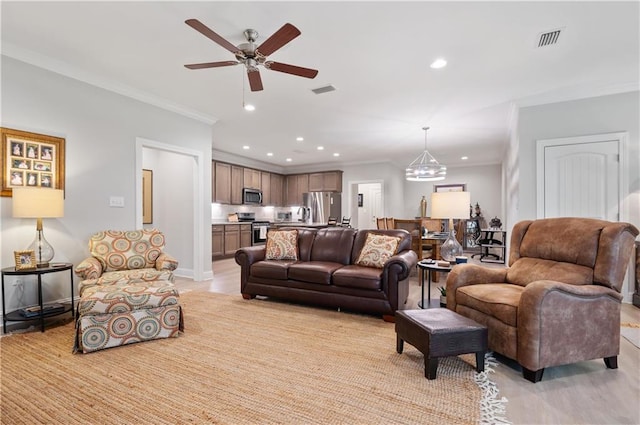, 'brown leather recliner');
447,217,639,383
